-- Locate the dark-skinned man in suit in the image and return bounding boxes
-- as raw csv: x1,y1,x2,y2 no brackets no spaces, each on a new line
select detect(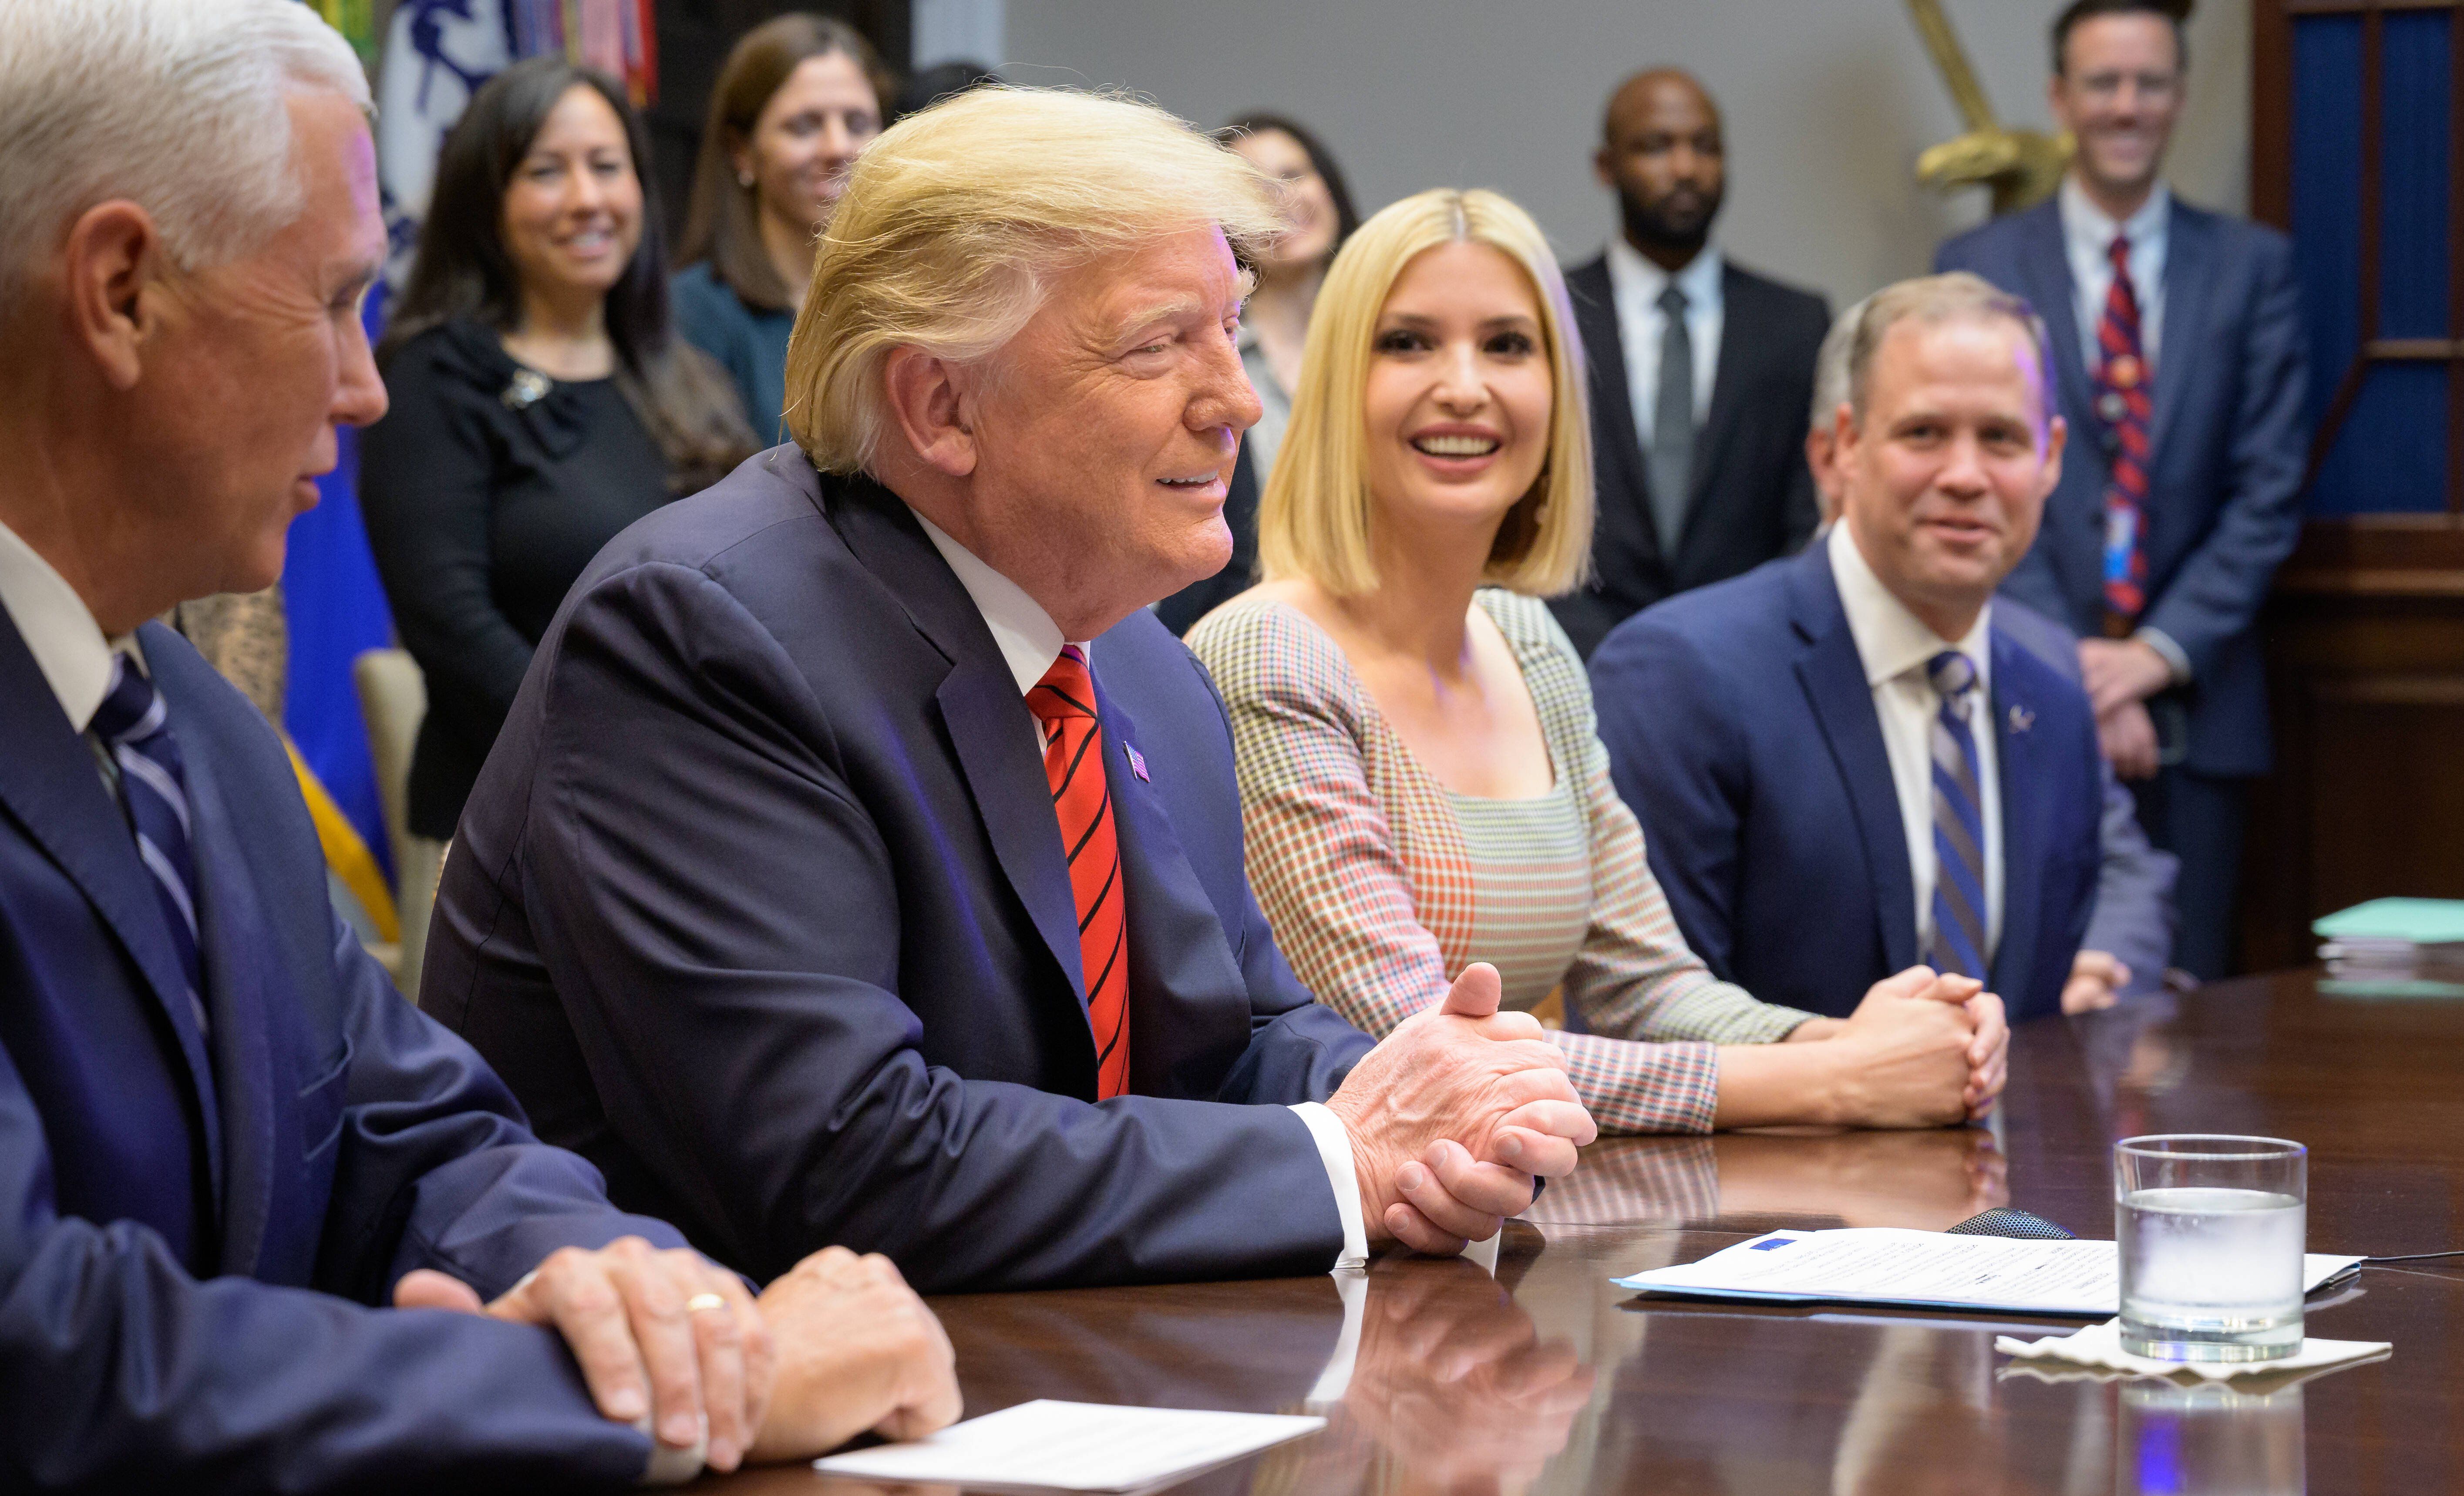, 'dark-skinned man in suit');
1553,68,1831,660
